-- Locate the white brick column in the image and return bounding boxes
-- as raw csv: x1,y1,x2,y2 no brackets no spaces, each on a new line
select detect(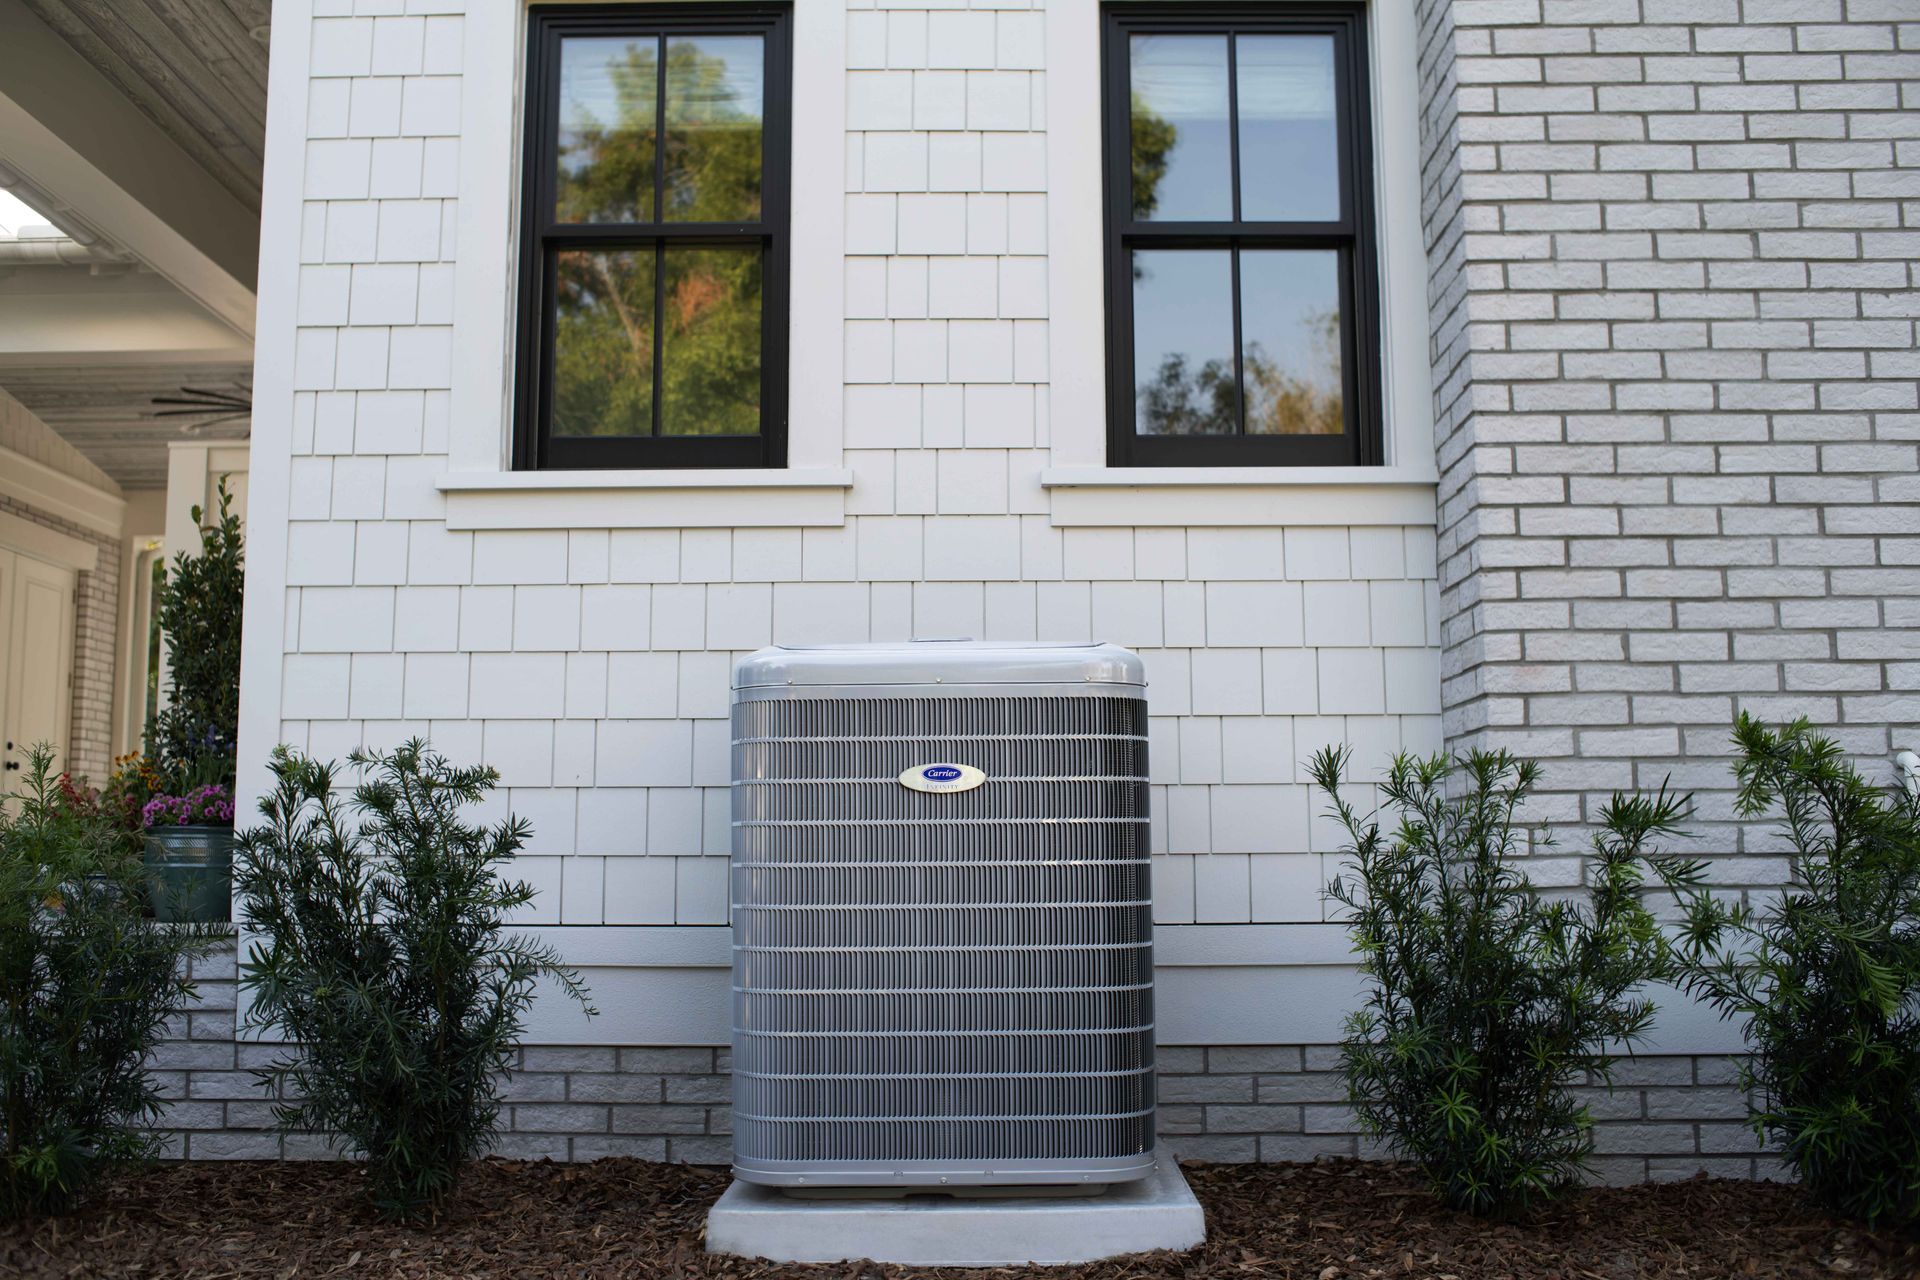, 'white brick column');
1419,0,1920,868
